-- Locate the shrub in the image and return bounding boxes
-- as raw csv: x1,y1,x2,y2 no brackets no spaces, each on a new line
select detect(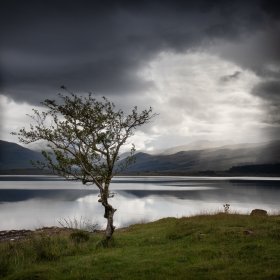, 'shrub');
223,204,230,214
31,236,61,261
58,217,98,233
70,231,90,244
